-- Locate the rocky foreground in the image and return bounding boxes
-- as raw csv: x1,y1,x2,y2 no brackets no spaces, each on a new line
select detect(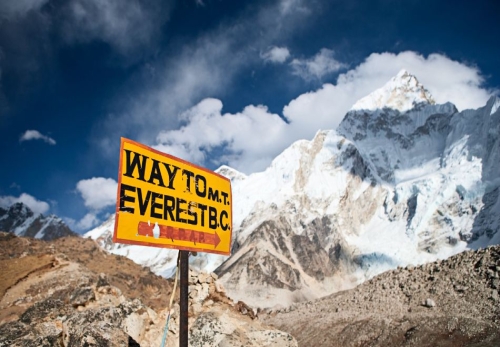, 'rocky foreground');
263,245,500,346
2,230,499,347
0,232,296,347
